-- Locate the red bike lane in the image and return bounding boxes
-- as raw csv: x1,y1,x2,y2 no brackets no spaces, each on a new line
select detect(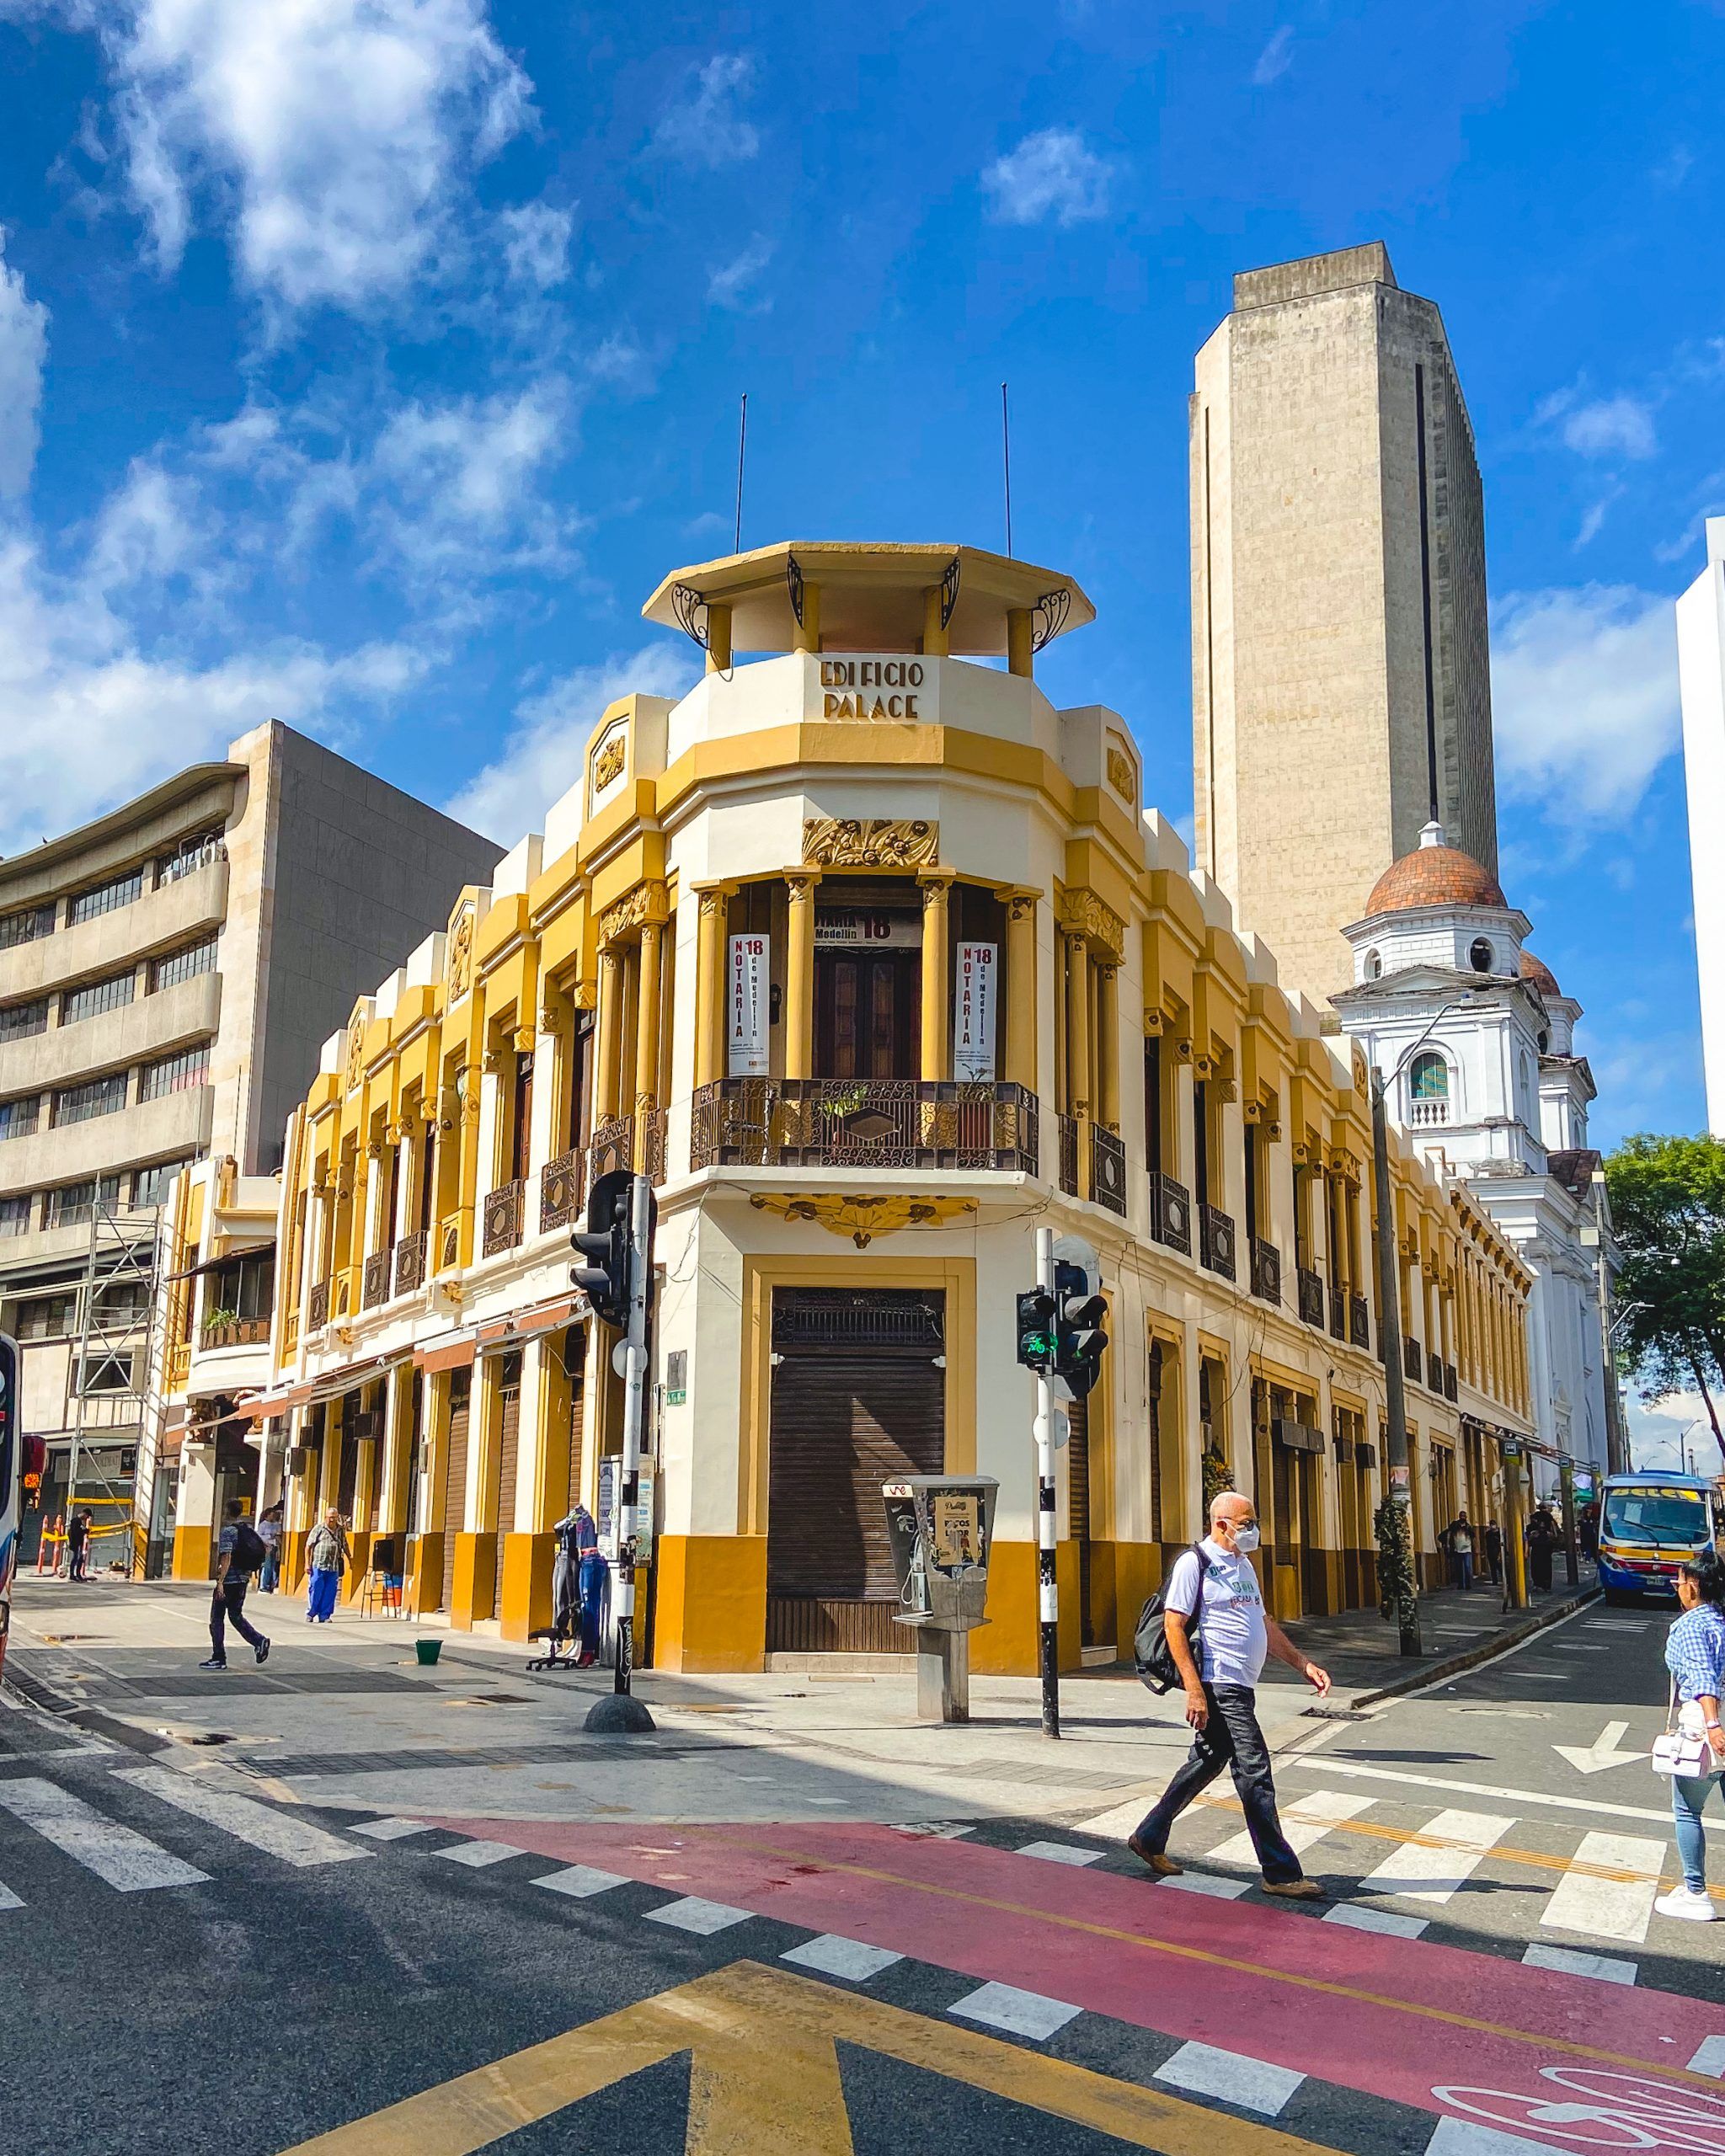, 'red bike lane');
417,1812,1725,2147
